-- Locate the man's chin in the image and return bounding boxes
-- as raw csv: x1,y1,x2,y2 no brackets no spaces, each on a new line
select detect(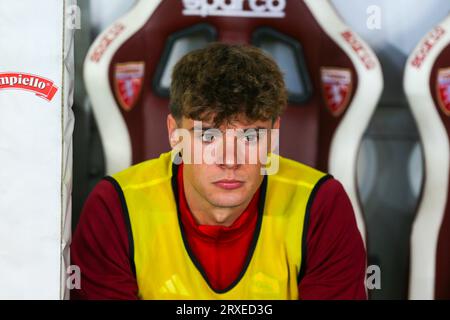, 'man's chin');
207,196,248,209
